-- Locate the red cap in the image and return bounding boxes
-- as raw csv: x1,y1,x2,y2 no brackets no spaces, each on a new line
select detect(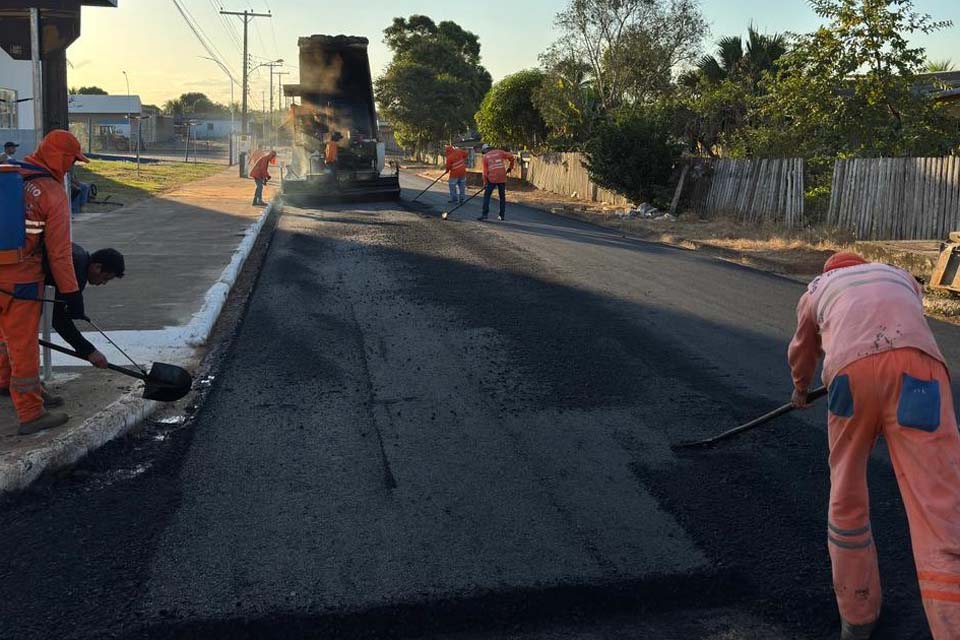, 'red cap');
40,129,89,164
823,251,867,273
